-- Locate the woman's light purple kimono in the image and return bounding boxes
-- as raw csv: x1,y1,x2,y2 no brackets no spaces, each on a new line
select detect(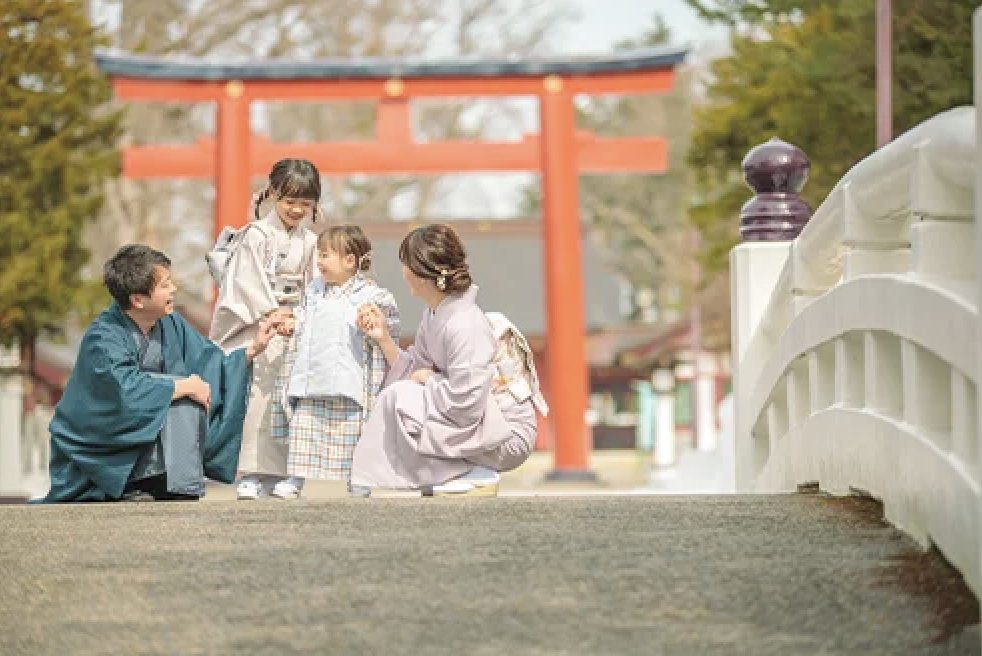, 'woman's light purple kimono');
349,285,537,489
